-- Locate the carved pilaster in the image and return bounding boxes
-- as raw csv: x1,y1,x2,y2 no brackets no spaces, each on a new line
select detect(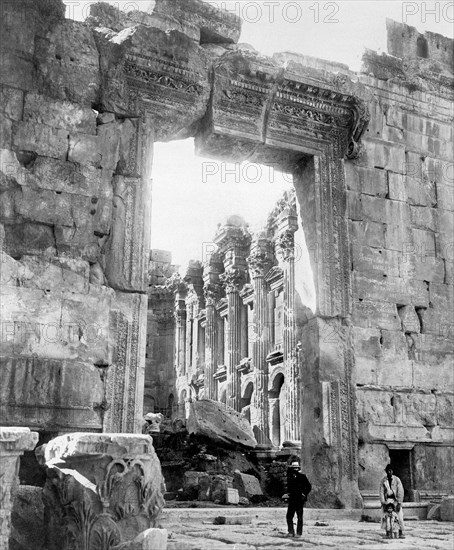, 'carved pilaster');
0,428,38,548
105,112,153,293
294,150,359,506
105,293,148,434
39,433,166,550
